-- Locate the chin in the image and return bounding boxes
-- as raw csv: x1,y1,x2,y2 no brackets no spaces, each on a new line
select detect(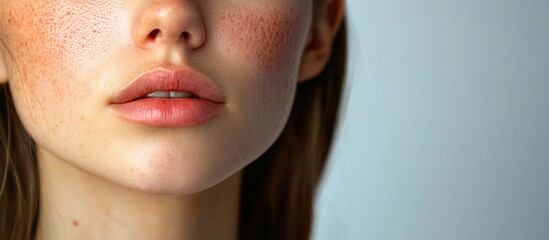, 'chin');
107,147,239,195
